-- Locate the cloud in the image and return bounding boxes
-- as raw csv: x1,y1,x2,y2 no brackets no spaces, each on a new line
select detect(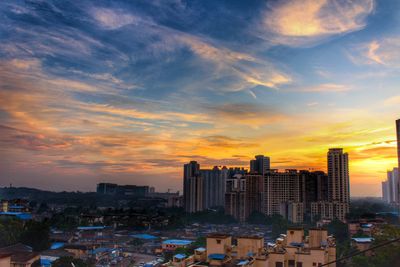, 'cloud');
206,103,287,127
178,35,292,91
363,38,400,68
264,0,374,46
297,83,352,93
91,8,138,29
384,95,400,106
